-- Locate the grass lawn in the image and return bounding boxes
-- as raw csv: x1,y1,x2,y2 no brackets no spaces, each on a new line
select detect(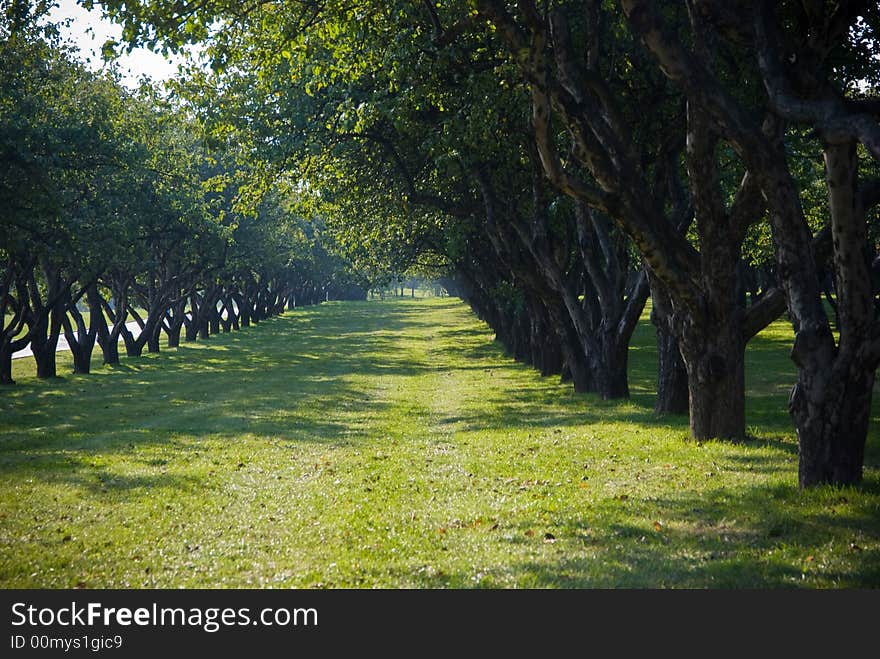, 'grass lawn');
1,298,878,588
